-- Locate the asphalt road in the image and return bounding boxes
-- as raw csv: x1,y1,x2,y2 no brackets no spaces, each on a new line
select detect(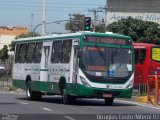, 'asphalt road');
0,91,160,120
